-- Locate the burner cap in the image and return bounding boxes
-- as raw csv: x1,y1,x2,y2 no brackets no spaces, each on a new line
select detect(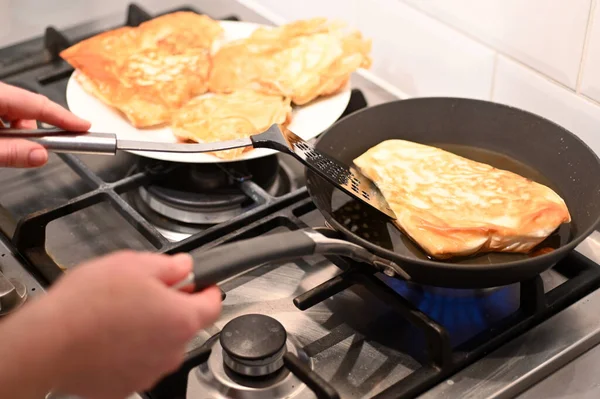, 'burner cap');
220,314,287,377
221,314,287,360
